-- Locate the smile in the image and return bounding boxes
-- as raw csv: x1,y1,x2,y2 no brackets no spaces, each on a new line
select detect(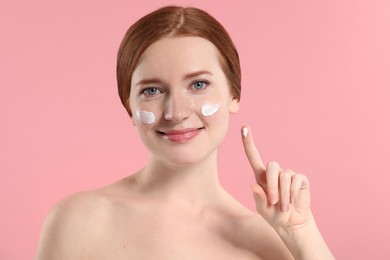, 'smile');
157,127,204,143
